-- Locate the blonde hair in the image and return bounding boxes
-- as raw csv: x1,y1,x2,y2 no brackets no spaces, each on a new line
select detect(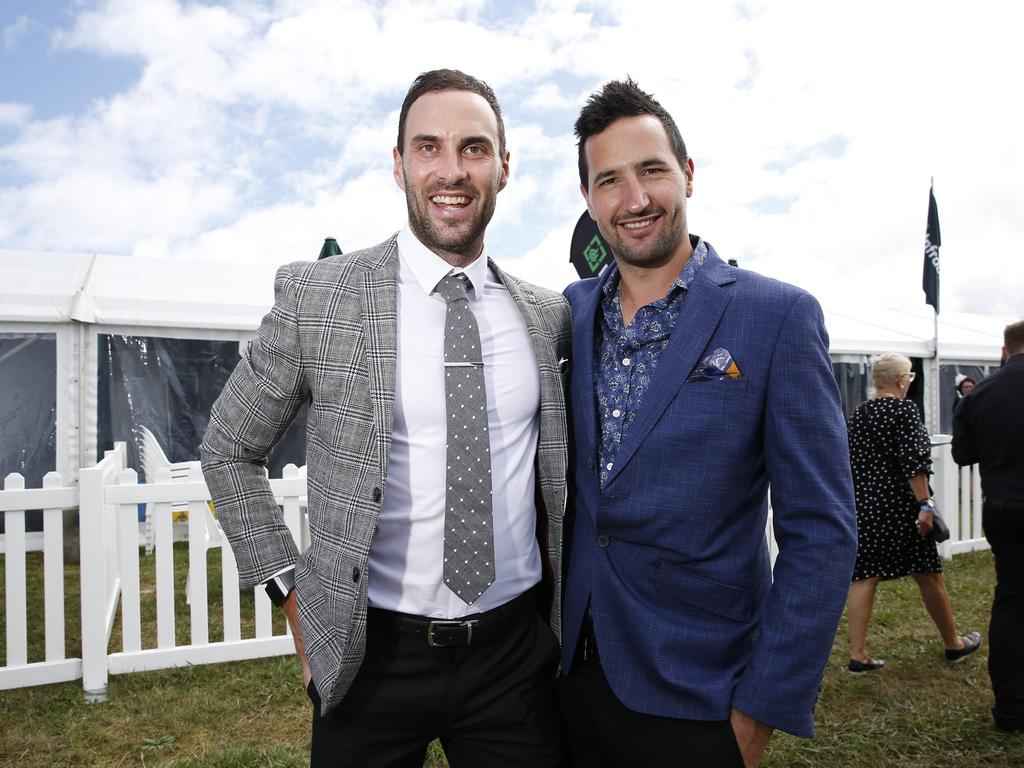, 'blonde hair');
870,352,912,391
